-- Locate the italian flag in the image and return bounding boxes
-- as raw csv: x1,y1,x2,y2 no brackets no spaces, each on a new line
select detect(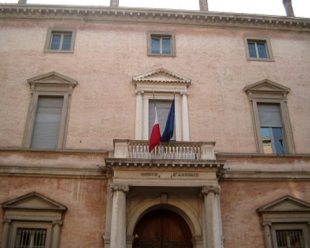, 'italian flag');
149,106,161,152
